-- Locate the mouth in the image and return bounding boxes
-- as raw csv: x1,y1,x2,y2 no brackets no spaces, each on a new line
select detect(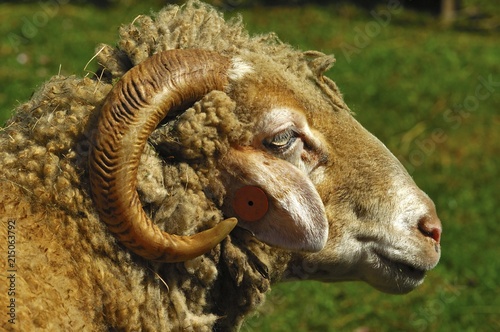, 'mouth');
375,252,427,281
364,248,432,294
